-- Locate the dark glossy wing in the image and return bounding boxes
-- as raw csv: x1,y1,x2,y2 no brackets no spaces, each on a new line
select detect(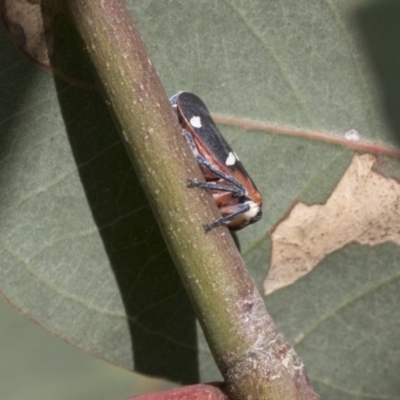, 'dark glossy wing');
177,93,231,160
175,92,250,175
